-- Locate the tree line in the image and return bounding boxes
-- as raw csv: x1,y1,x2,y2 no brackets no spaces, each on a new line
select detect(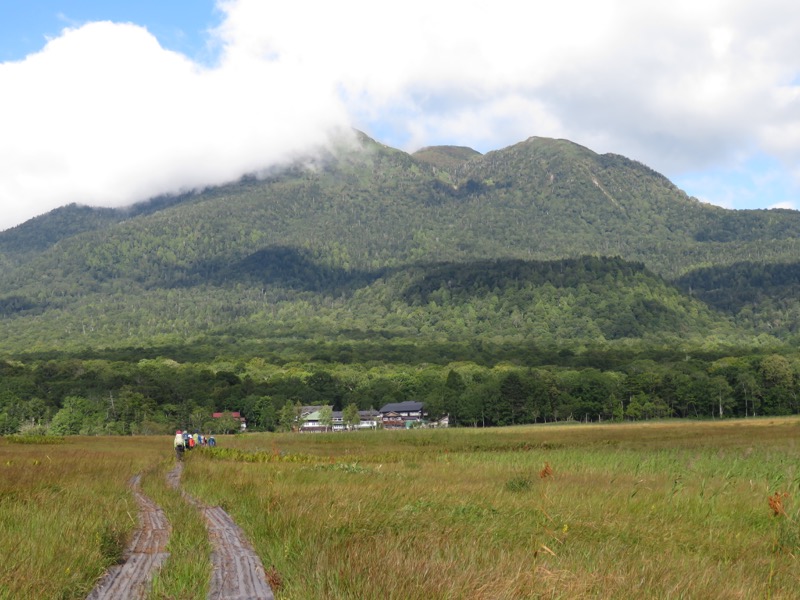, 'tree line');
1,348,799,436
